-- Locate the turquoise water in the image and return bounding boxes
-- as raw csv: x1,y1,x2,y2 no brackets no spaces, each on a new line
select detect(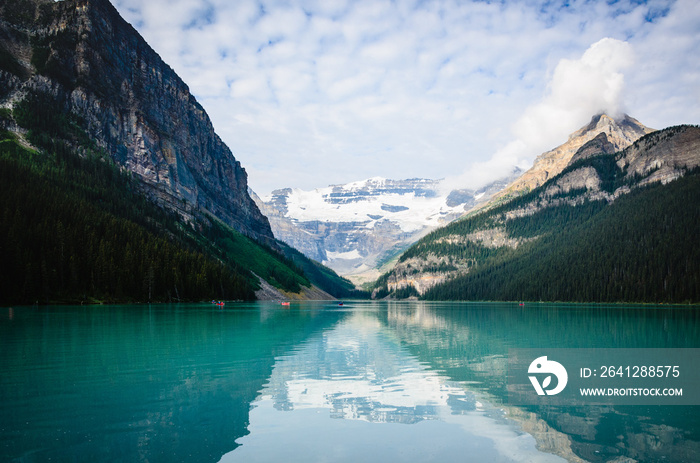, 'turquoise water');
1,302,698,462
